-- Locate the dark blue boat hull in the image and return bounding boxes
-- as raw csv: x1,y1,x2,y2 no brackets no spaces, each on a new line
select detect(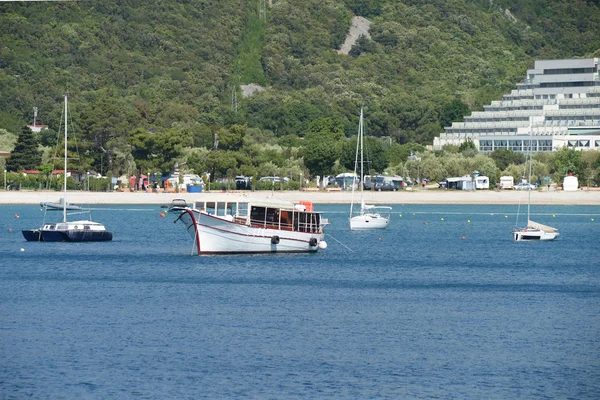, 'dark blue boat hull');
22,229,112,242
22,230,42,241
41,230,113,242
